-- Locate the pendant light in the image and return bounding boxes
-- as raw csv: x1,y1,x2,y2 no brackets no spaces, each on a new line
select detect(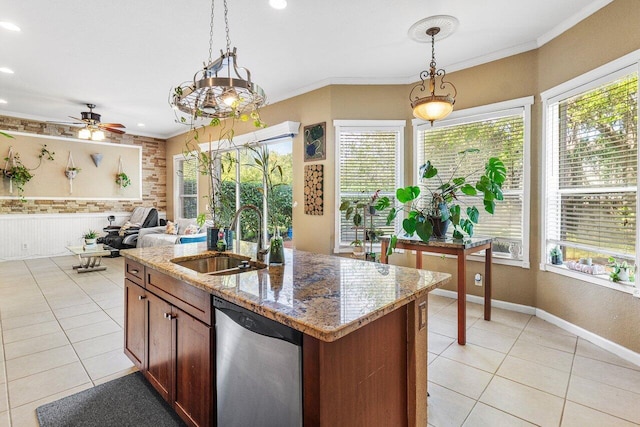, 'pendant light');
409,15,458,125
170,0,266,123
